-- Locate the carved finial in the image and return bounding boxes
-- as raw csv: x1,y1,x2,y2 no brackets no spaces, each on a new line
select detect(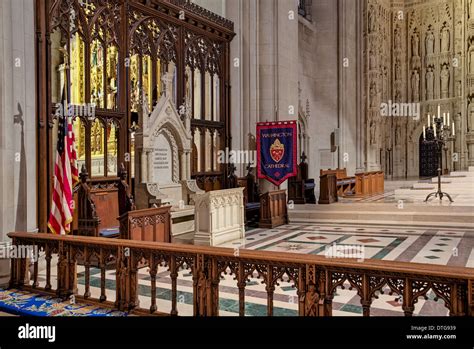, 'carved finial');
119,163,127,180
228,163,237,176
301,152,308,163
80,165,89,183
246,163,254,177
